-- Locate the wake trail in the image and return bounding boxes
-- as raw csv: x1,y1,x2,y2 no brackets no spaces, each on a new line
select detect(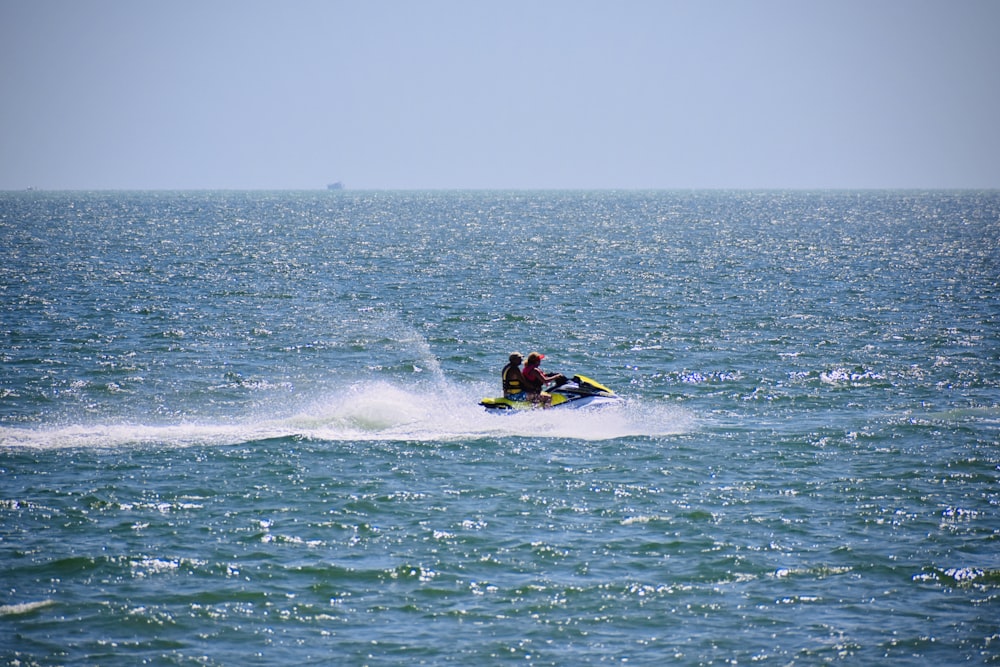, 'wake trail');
0,381,694,450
